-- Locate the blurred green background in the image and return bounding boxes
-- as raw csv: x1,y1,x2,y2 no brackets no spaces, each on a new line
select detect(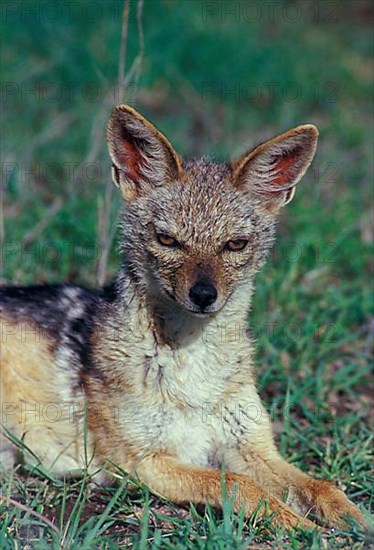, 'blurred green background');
1,1,373,544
